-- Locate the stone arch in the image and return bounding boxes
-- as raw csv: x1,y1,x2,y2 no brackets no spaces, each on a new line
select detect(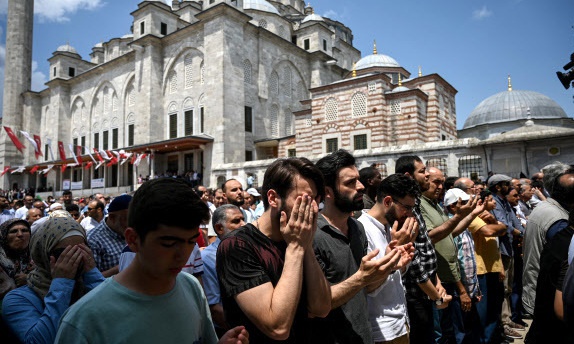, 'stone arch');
162,46,205,93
